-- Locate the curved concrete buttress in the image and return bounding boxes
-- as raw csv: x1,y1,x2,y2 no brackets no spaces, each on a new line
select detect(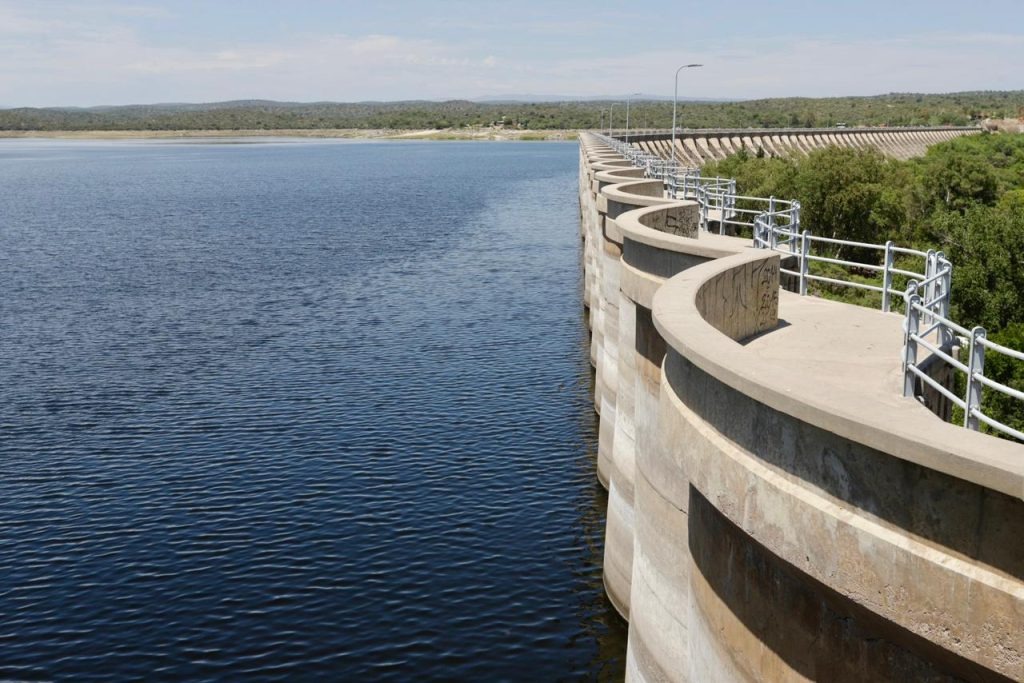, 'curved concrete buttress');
674,138,694,164
766,134,787,156
706,136,727,160
614,201,748,659
595,178,673,490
